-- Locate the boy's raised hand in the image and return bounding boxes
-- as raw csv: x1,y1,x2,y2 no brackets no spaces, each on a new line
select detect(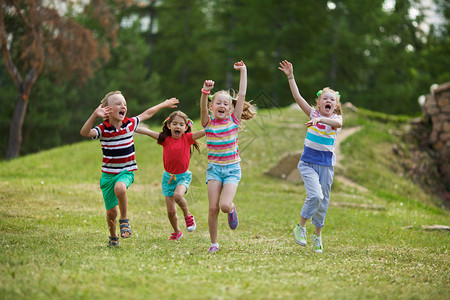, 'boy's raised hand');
94,104,111,119
278,60,293,78
203,80,214,92
233,60,246,71
163,98,179,108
